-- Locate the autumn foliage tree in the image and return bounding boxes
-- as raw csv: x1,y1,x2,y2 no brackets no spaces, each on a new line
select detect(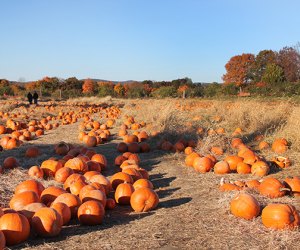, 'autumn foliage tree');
178,85,189,98
114,83,125,96
223,53,255,89
82,79,95,94
277,47,300,82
